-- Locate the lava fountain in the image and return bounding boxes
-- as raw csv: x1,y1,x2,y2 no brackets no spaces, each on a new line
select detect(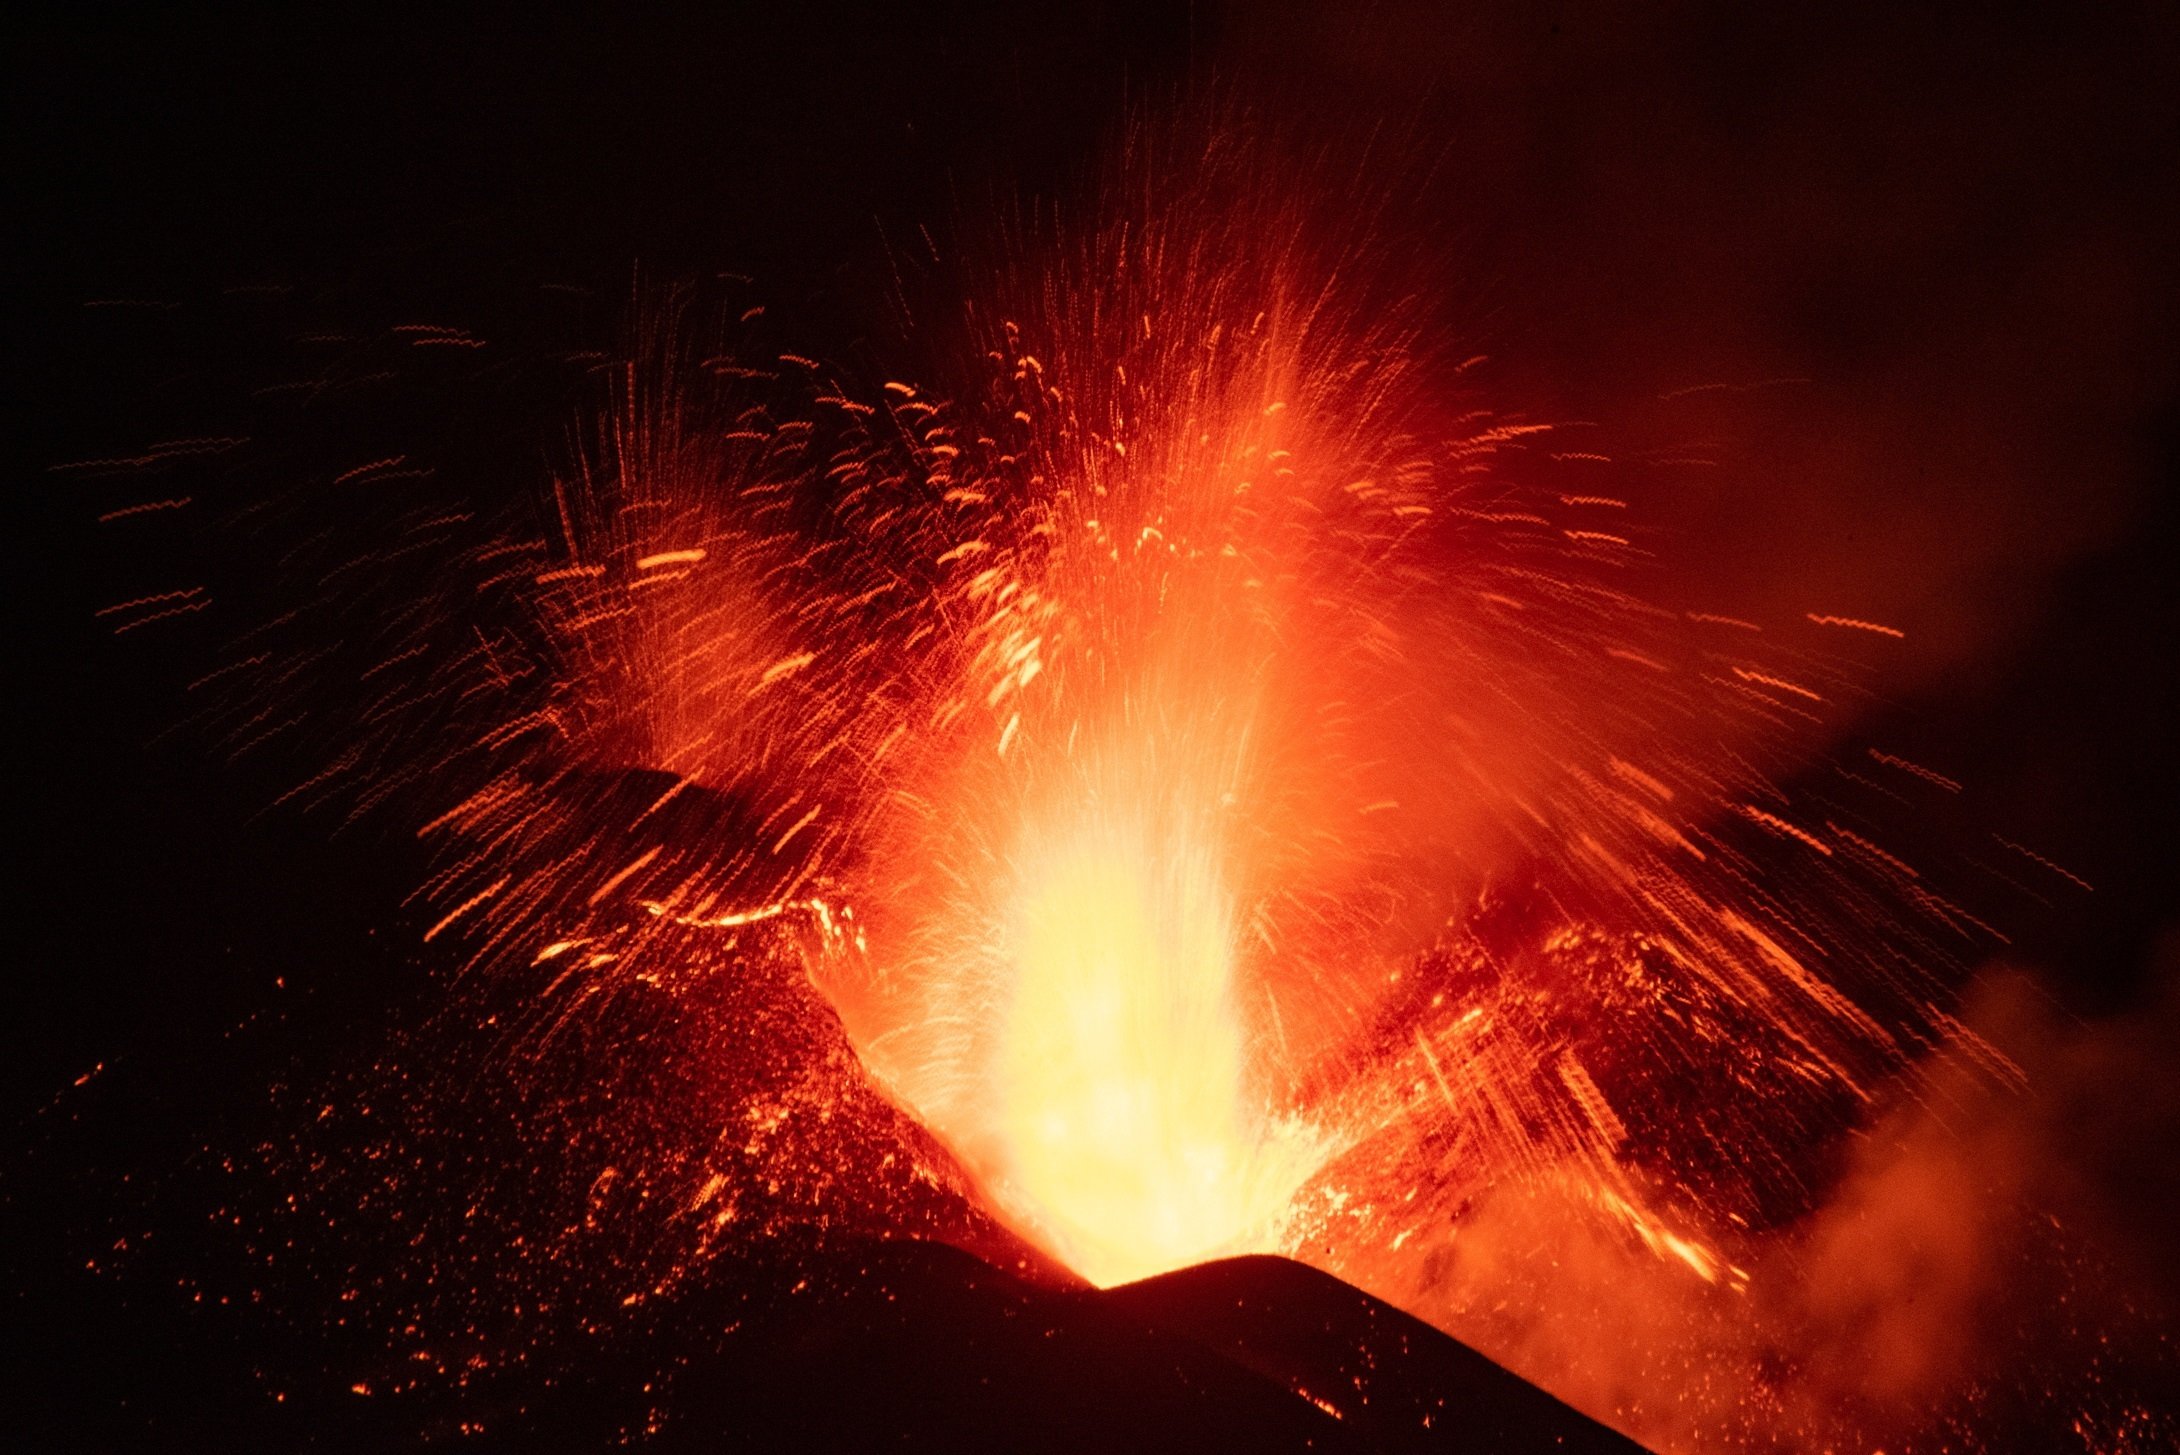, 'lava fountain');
821,124,1536,1285
989,772,1291,1283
